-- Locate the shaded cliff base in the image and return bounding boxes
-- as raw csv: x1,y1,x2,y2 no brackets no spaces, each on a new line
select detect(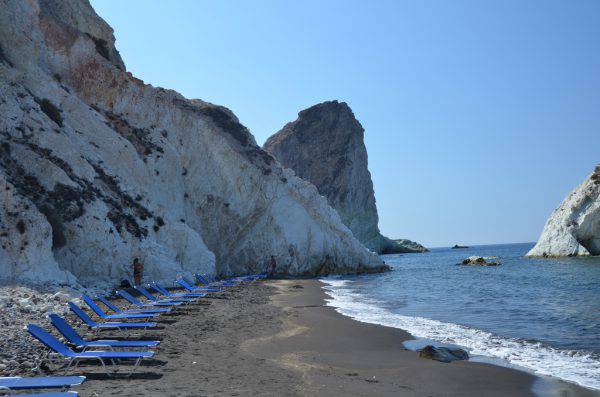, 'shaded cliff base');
49,280,596,396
